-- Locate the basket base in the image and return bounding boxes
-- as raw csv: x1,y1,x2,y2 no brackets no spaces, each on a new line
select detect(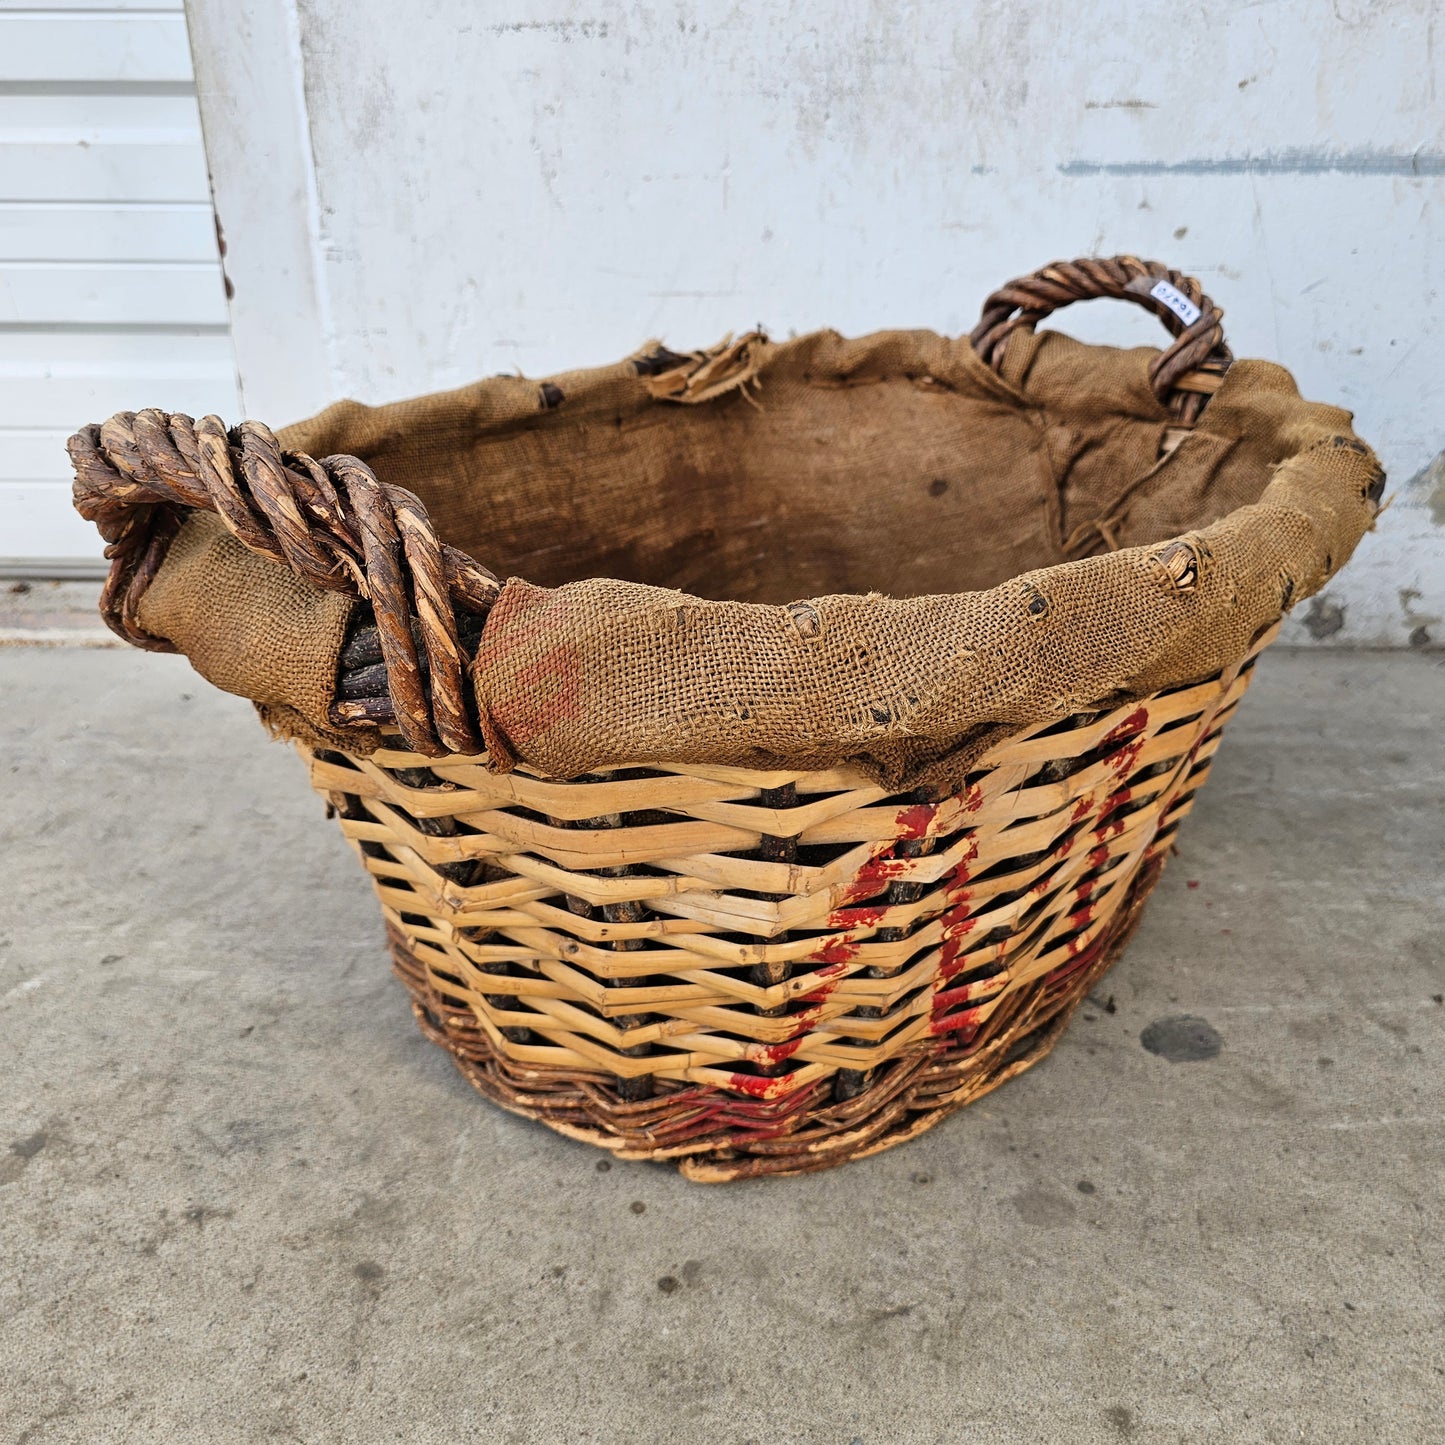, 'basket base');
388,858,1161,1182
